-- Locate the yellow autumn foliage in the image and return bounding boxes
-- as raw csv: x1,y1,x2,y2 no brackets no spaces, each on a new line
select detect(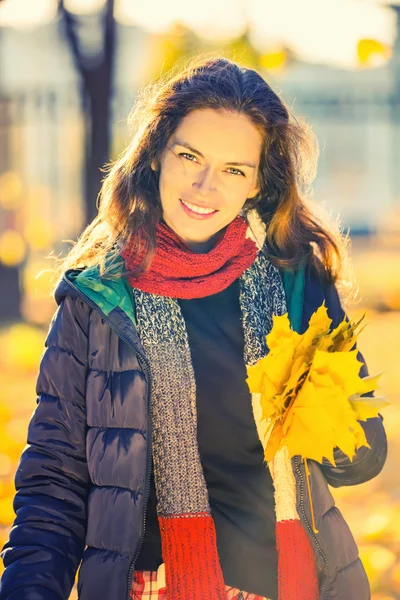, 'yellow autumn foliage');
246,303,390,465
